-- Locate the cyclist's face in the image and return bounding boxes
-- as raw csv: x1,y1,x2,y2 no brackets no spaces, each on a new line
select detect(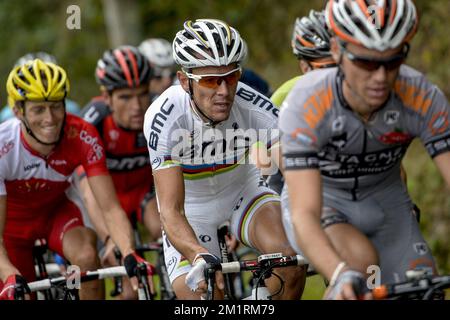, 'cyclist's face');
334,40,403,115
21,100,65,144
107,84,150,130
179,64,239,123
